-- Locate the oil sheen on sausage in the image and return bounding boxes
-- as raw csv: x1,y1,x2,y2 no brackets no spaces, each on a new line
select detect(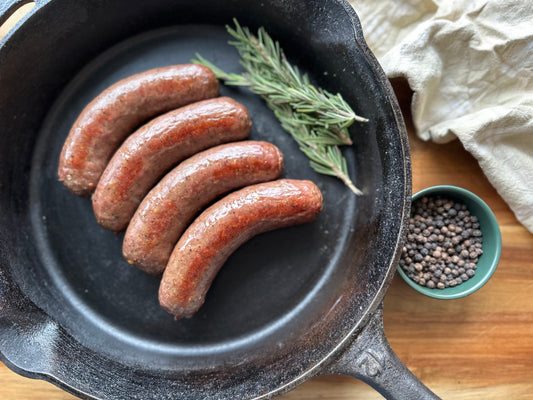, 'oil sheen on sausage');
92,97,252,232
123,141,284,275
58,64,219,196
158,179,323,319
